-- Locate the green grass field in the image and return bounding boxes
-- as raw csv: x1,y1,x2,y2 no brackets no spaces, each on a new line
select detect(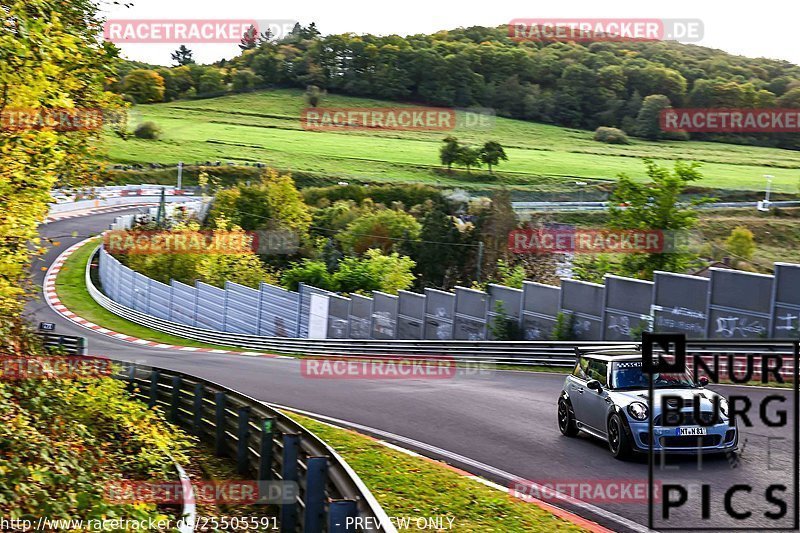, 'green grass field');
105,89,800,192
